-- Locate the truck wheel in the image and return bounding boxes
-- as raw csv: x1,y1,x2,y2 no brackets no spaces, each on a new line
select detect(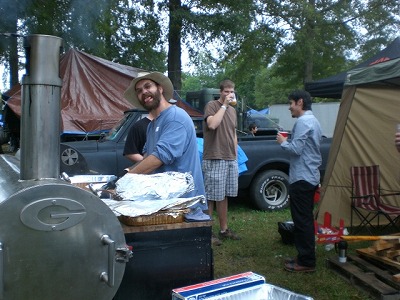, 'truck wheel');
250,170,289,211
60,144,89,175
